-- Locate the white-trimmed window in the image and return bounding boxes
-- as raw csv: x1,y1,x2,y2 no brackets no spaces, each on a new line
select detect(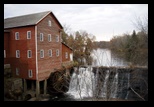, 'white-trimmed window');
40,33,44,41
60,32,62,42
40,49,44,58
4,50,6,58
70,53,73,61
16,50,20,58
65,52,68,59
56,35,59,42
28,69,33,78
48,34,51,42
56,49,59,56
16,68,19,75
27,31,31,39
48,20,52,27
48,49,52,57
15,32,19,40
27,50,32,58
